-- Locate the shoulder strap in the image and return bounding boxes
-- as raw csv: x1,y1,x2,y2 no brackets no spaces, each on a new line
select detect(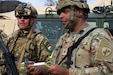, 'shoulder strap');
17,29,33,71
58,27,98,68
26,29,41,51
